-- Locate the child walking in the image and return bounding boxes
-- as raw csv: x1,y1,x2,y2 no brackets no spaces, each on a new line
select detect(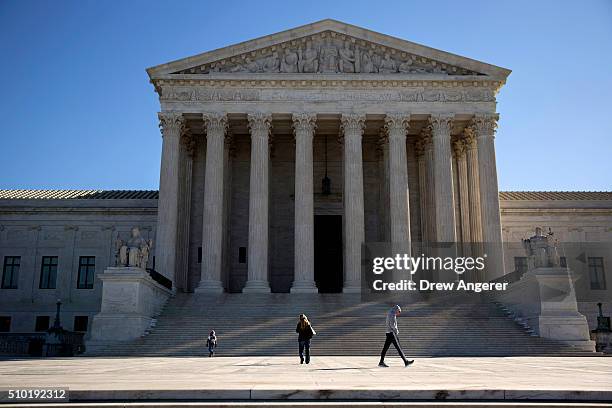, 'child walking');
206,330,217,357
